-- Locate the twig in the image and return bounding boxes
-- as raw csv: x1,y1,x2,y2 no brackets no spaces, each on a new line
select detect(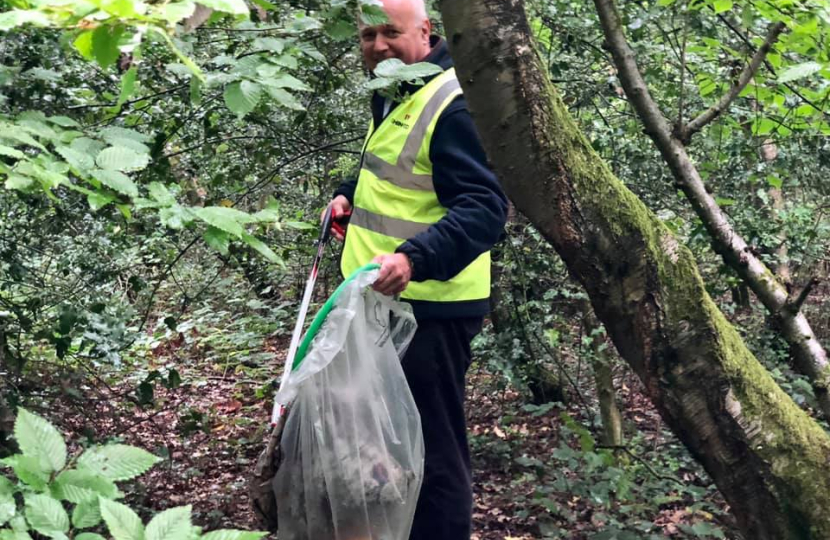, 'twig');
677,17,688,127
679,21,786,142
596,444,685,485
717,14,830,120
784,277,819,315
